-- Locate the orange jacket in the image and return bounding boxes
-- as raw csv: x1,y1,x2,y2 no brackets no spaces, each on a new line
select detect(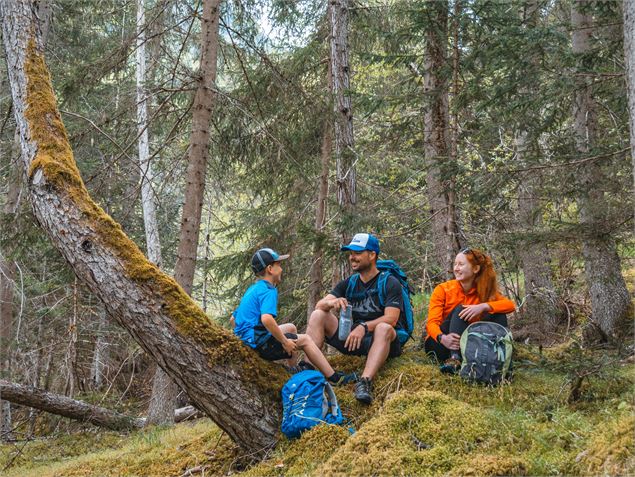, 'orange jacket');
426,279,516,342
